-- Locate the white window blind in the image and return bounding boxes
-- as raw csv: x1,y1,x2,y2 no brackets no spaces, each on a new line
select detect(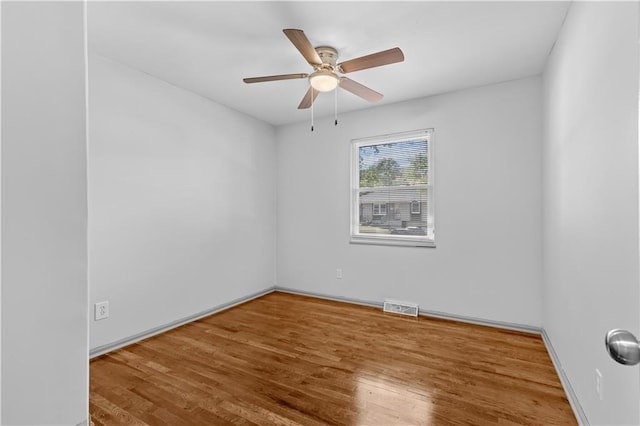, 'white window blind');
351,129,434,247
